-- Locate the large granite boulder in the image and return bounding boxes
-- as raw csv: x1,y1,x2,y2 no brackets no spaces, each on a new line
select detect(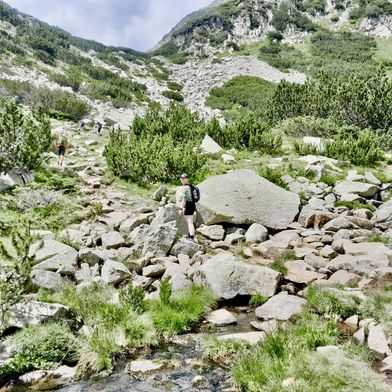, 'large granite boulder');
334,181,379,198
5,301,71,330
129,224,177,257
196,170,300,230
151,203,188,235
255,291,307,321
193,254,280,300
